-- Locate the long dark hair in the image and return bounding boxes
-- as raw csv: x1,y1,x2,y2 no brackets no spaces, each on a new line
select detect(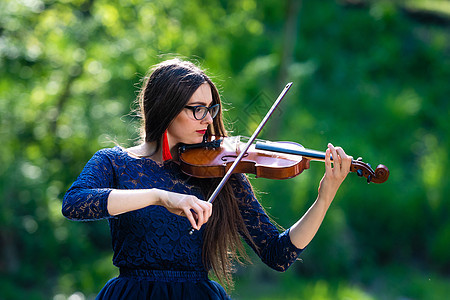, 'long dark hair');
138,58,256,289
139,59,225,152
